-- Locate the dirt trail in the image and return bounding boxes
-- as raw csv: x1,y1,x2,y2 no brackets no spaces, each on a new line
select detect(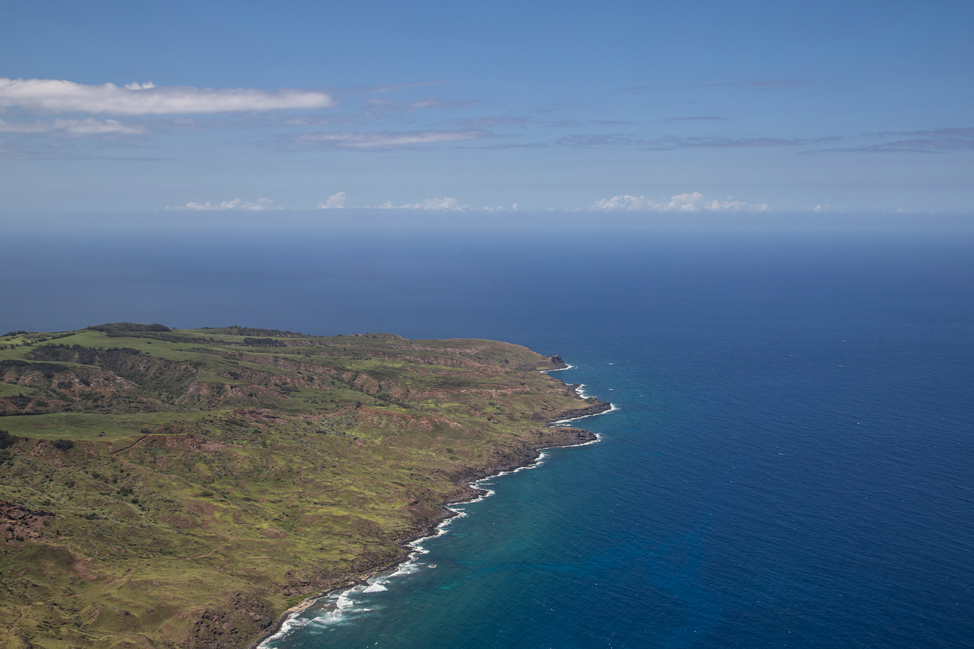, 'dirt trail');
0,605,27,647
